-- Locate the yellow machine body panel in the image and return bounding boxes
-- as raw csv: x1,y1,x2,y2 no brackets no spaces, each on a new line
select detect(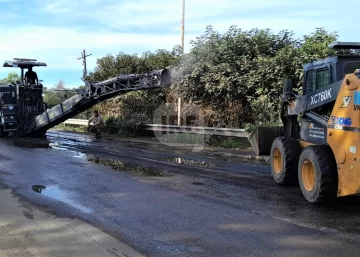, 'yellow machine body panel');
327,72,360,197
